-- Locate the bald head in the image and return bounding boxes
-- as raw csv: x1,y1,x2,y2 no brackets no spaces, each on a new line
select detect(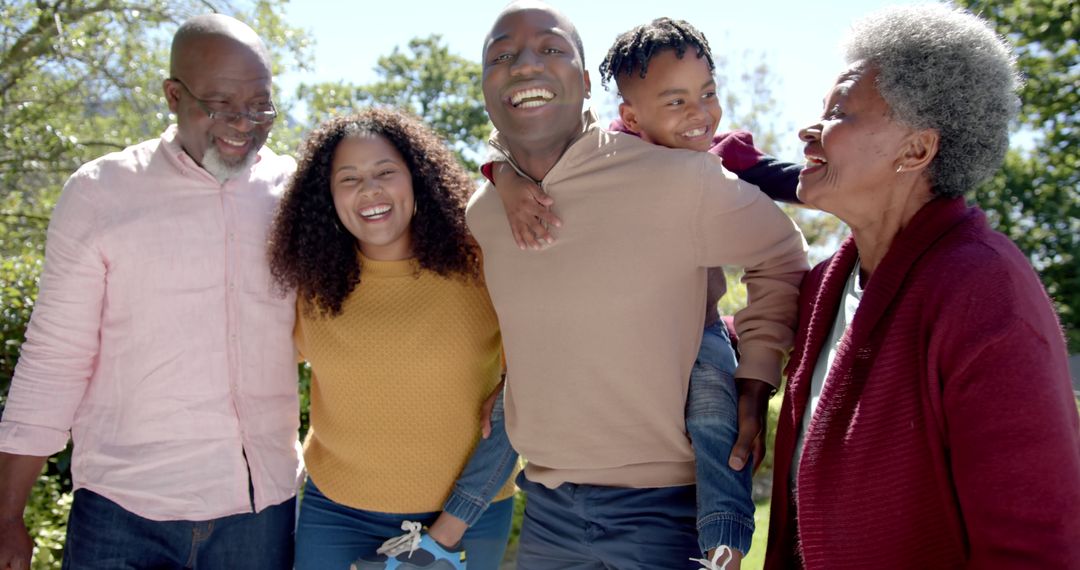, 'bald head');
481,0,591,180
489,1,585,67
170,14,270,79
164,14,275,180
